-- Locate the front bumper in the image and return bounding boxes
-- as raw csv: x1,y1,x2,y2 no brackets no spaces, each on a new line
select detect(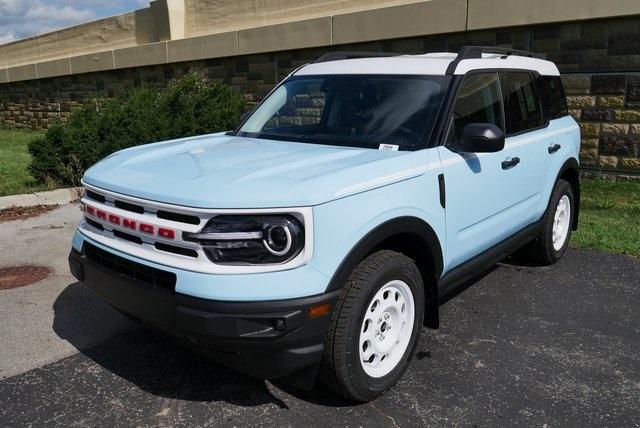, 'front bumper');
68,248,340,382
